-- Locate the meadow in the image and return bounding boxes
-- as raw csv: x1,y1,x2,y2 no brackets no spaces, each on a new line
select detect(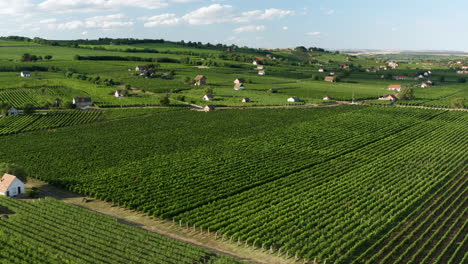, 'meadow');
0,39,466,108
